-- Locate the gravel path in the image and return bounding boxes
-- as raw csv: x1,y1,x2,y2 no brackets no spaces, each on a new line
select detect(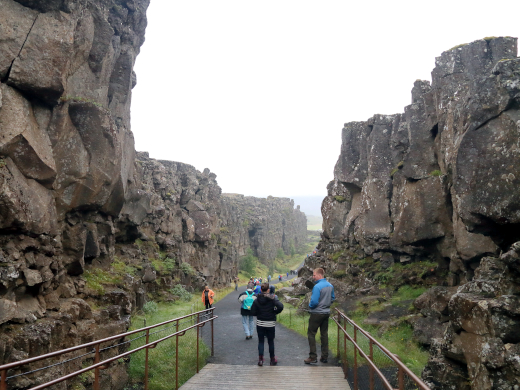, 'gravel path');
204,269,338,367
